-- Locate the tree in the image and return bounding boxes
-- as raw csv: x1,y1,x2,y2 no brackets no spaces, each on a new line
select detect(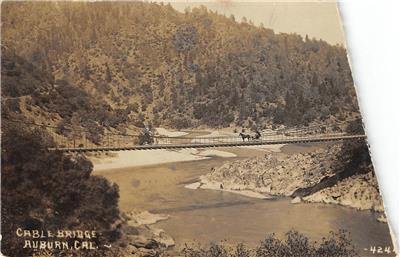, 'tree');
1,122,120,257
345,119,365,134
2,2,358,131
172,25,198,53
105,64,112,82
182,230,357,257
